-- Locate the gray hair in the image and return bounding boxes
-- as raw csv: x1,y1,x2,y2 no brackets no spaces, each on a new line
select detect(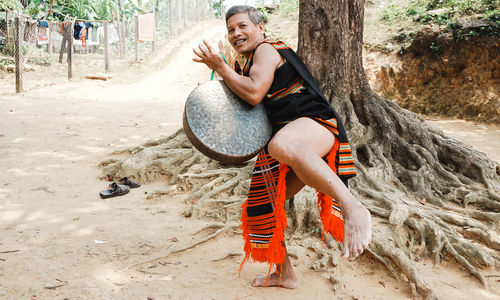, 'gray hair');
225,5,263,25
